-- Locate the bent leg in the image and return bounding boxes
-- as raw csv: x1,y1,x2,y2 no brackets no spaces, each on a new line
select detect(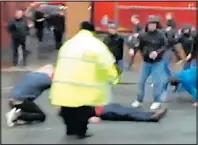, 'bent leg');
15,100,46,122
